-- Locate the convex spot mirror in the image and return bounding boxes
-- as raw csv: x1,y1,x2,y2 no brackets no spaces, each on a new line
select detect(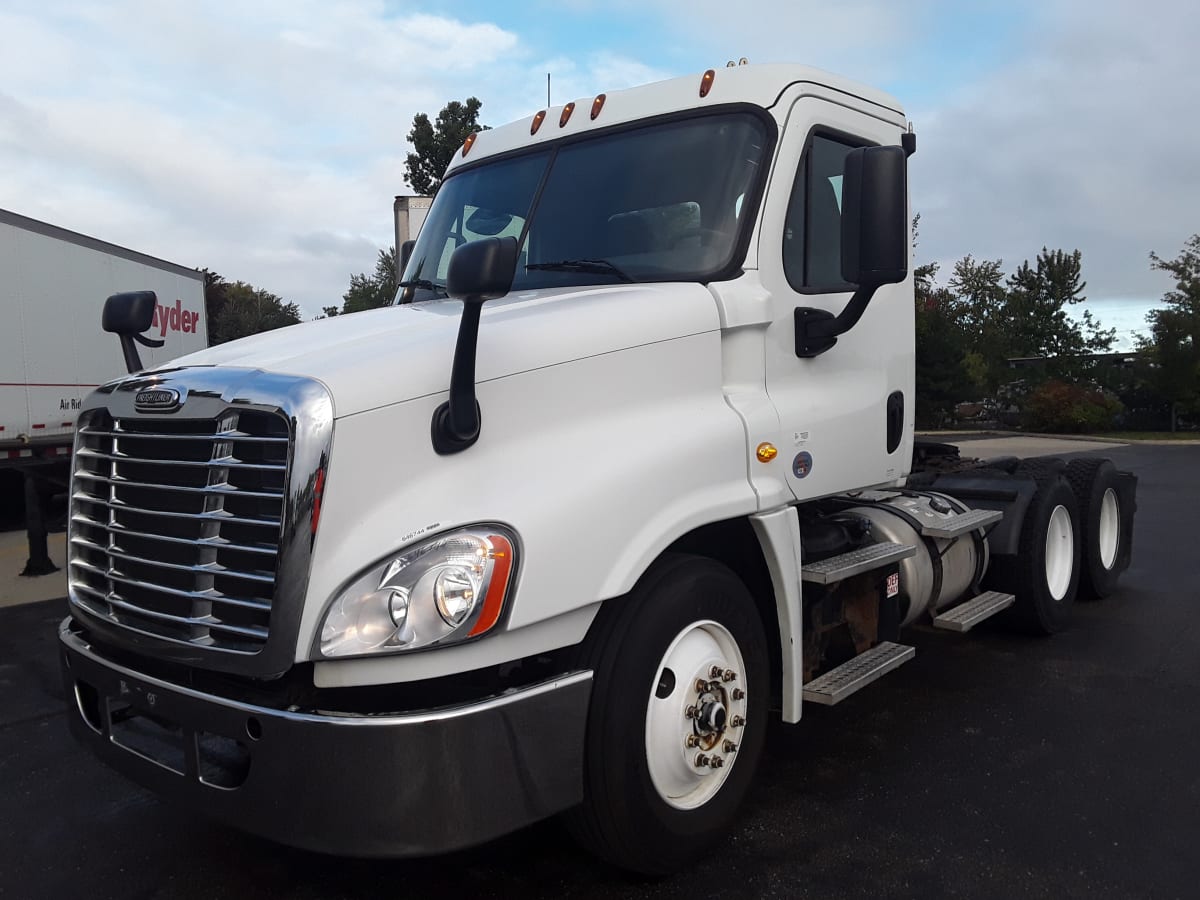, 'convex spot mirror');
102,290,164,374
447,236,520,302
102,291,157,335
840,145,908,289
